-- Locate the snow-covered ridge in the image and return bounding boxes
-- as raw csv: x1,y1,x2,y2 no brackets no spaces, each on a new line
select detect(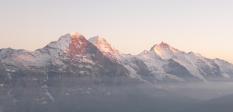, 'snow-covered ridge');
43,33,86,52
0,33,94,67
88,36,120,60
89,36,119,55
150,42,182,60
0,32,233,82
88,37,233,81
